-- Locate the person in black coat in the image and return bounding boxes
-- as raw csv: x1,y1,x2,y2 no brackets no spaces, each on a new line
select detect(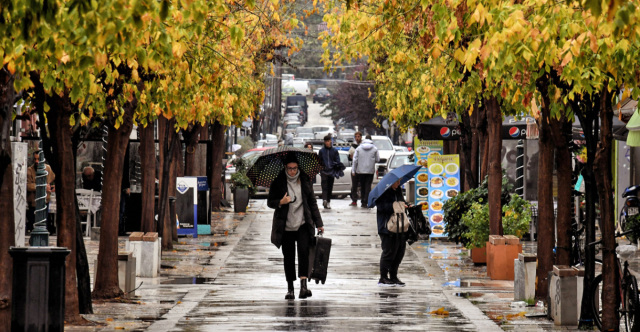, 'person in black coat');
267,155,324,300
375,179,407,287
